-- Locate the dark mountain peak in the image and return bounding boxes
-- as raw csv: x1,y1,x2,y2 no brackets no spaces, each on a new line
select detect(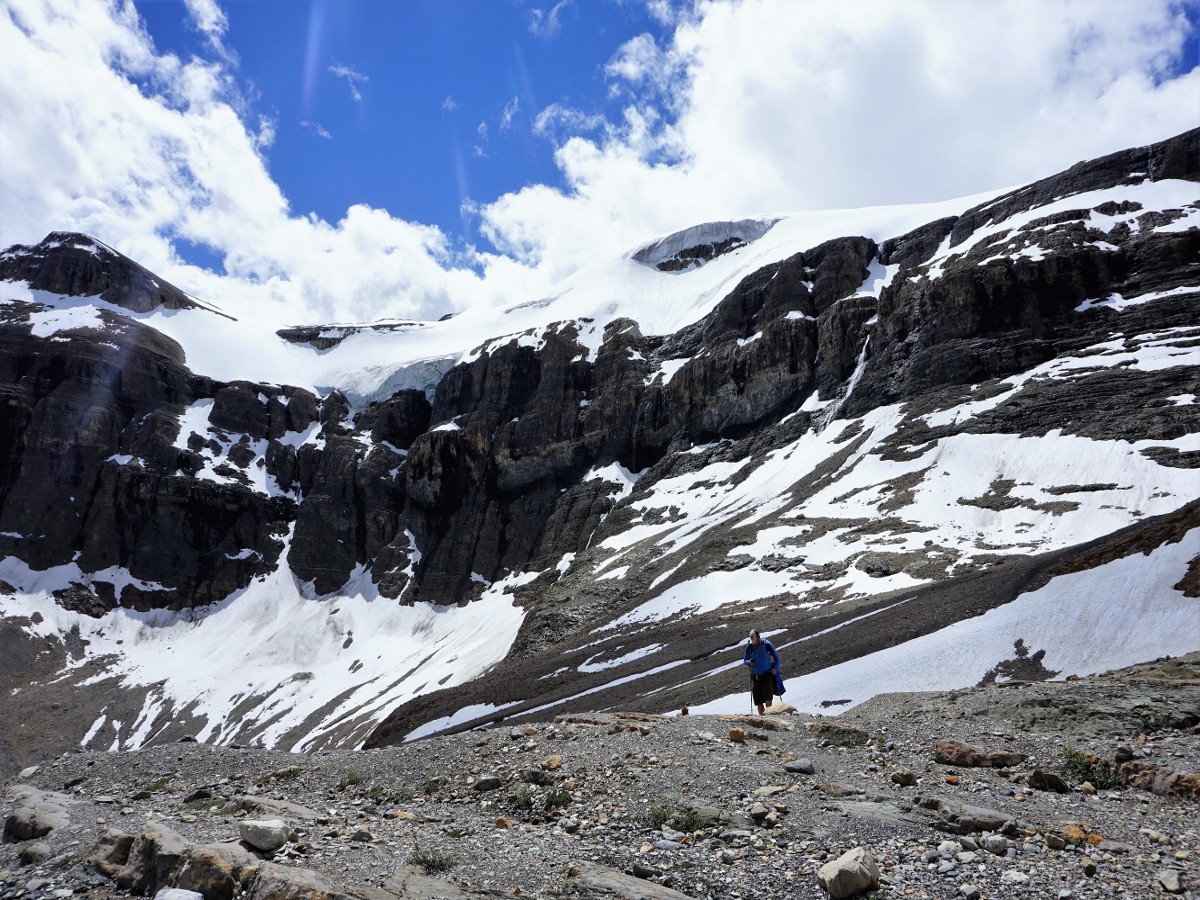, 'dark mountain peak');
0,230,218,316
